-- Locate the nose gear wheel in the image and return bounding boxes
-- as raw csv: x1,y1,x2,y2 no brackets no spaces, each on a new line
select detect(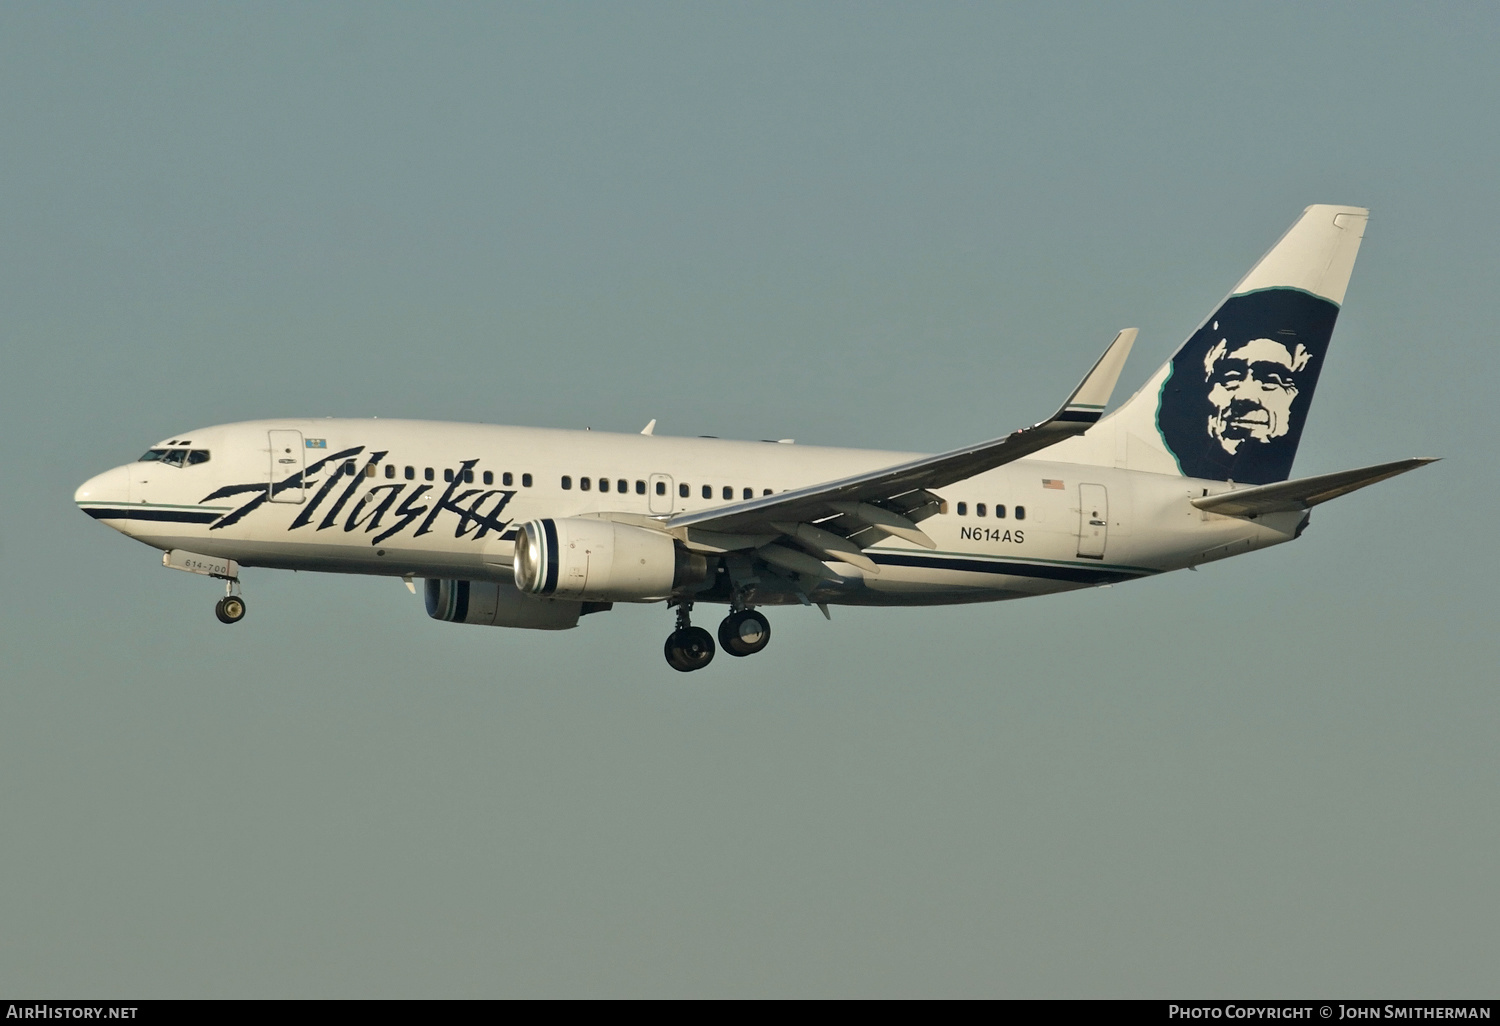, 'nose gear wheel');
214,577,246,624
215,595,246,624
